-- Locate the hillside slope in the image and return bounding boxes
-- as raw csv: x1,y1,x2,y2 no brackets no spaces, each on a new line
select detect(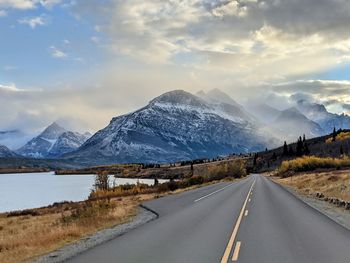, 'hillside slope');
65,90,271,165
